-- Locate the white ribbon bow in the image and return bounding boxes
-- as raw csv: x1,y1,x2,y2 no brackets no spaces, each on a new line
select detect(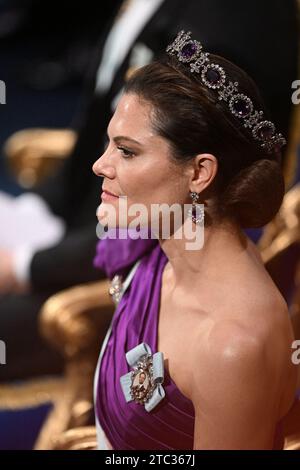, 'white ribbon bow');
120,342,165,412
